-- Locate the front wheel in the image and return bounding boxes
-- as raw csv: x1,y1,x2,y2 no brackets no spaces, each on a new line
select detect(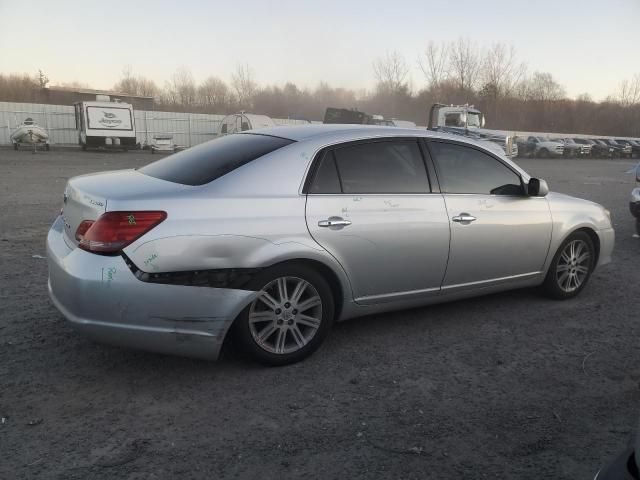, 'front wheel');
542,231,595,299
538,148,549,158
233,264,335,366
